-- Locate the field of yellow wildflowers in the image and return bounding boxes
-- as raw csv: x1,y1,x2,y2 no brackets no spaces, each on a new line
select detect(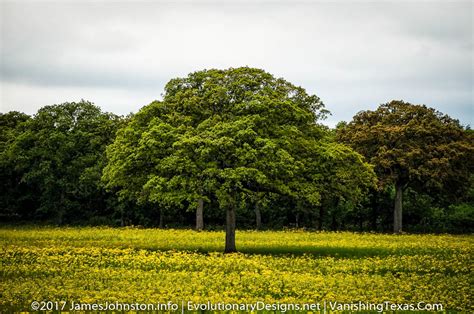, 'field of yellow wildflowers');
0,227,472,312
